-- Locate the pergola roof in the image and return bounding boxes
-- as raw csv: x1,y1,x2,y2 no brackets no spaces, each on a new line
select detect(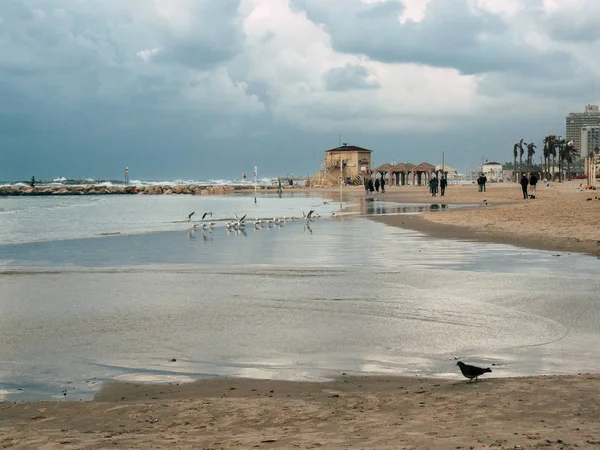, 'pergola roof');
413,162,436,172
389,163,415,173
372,163,393,172
435,164,459,173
